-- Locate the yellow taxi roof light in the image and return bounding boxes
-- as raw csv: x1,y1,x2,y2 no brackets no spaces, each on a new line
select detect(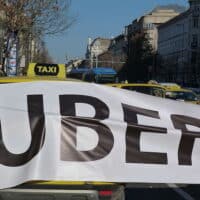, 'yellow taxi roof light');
27,63,66,79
